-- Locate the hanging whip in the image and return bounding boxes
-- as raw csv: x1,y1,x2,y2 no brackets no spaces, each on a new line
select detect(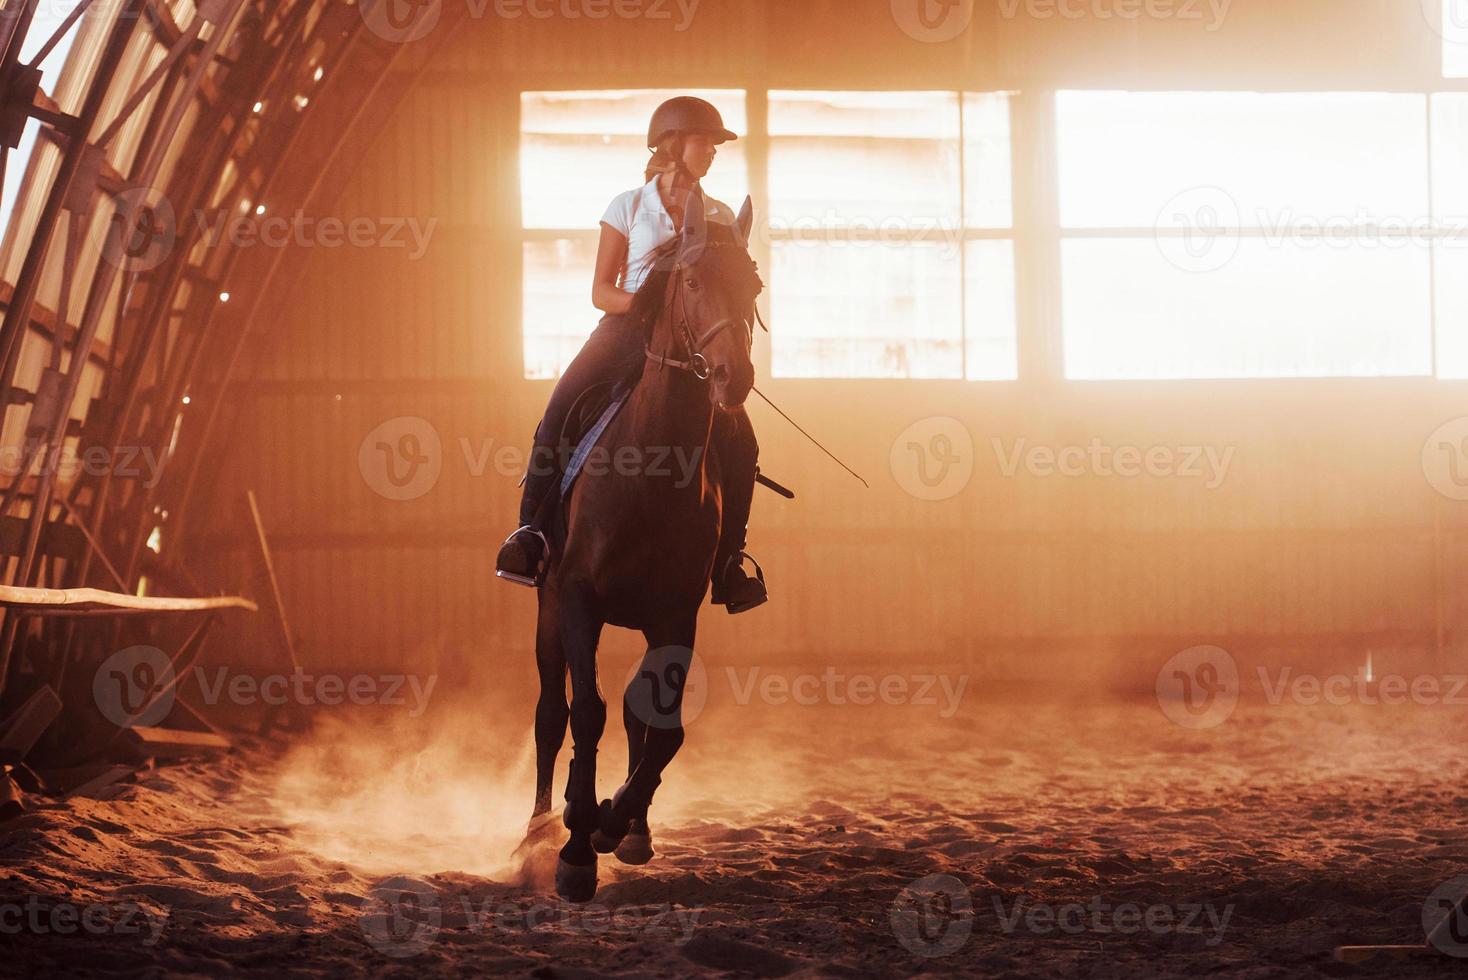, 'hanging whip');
750,385,870,489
